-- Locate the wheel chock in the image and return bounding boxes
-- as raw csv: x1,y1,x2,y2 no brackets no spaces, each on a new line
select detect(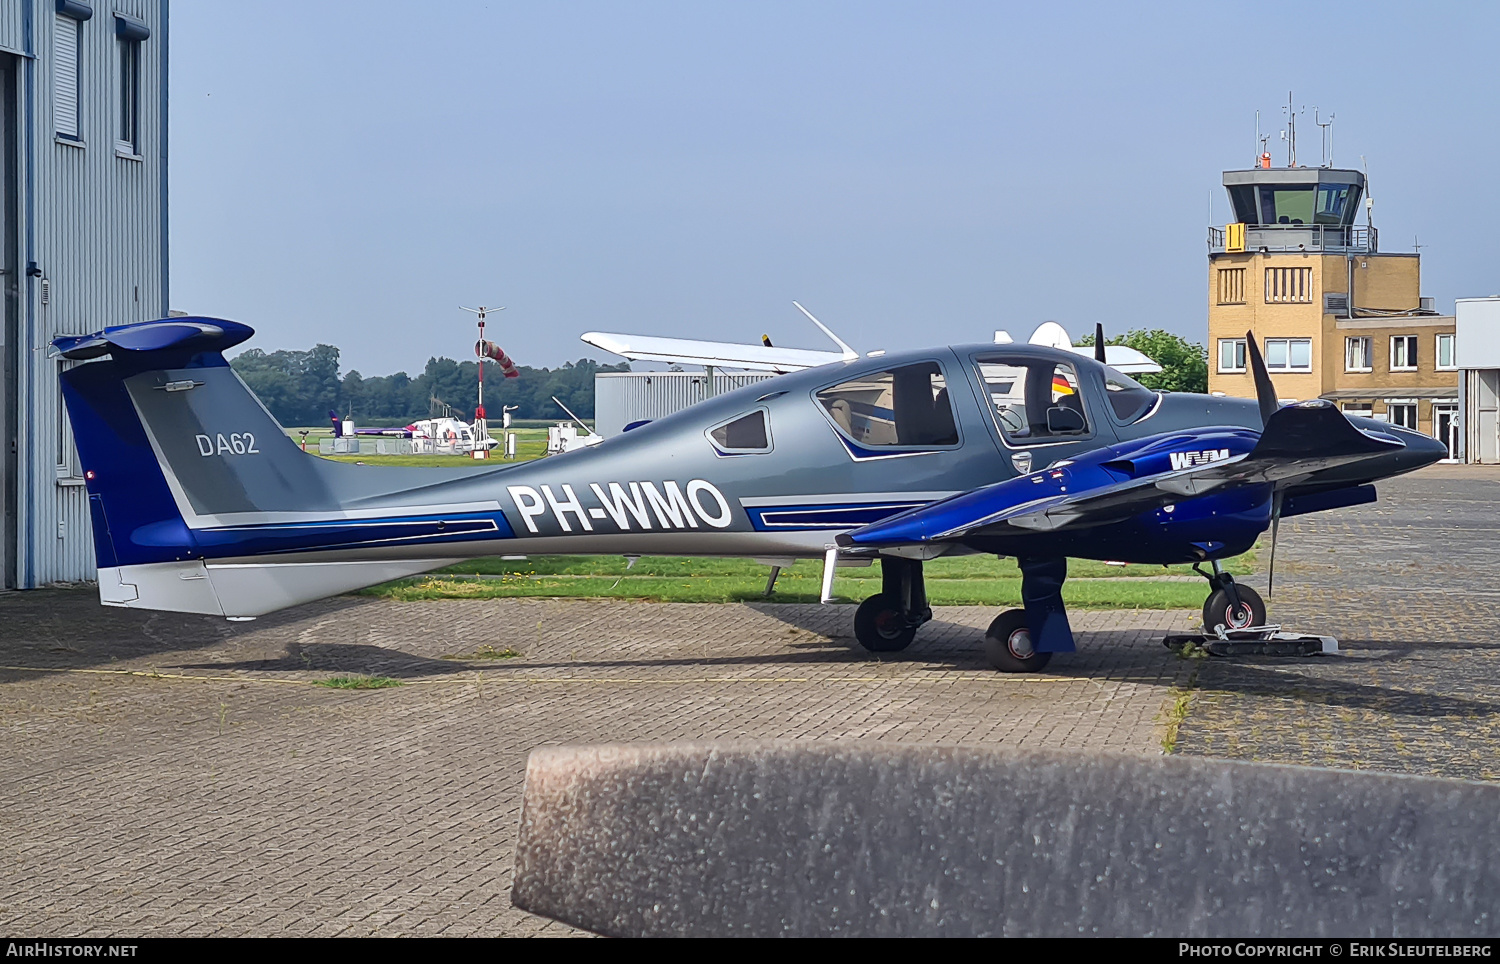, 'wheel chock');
1163,626,1338,658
